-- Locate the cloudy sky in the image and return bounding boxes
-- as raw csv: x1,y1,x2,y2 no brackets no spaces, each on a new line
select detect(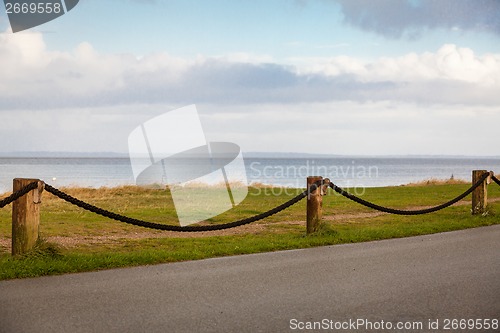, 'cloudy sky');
0,0,499,156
